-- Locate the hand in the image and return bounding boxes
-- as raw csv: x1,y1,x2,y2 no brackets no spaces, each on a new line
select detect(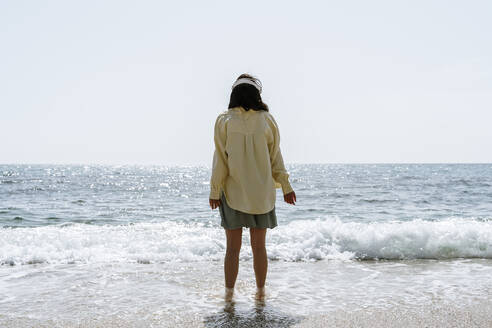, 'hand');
210,198,221,210
284,191,296,205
